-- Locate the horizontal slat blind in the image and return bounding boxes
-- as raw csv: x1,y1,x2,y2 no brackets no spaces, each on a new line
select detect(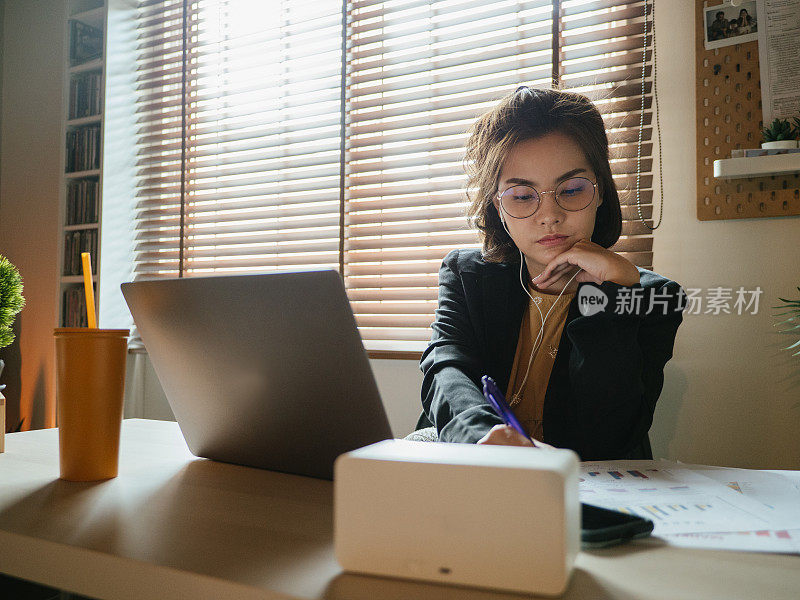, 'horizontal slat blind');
134,0,343,279
345,0,655,350
132,0,656,354
345,0,554,350
561,0,655,267
135,0,188,277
